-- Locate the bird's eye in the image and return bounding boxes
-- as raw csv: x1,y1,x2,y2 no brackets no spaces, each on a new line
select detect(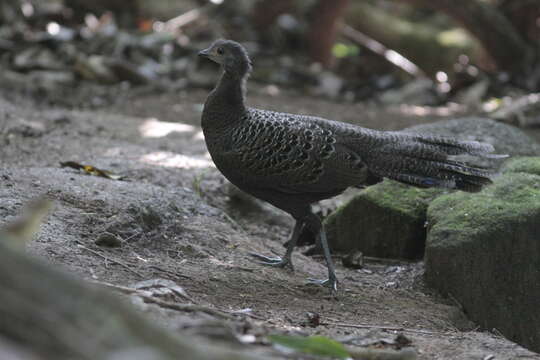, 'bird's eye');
217,47,224,55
